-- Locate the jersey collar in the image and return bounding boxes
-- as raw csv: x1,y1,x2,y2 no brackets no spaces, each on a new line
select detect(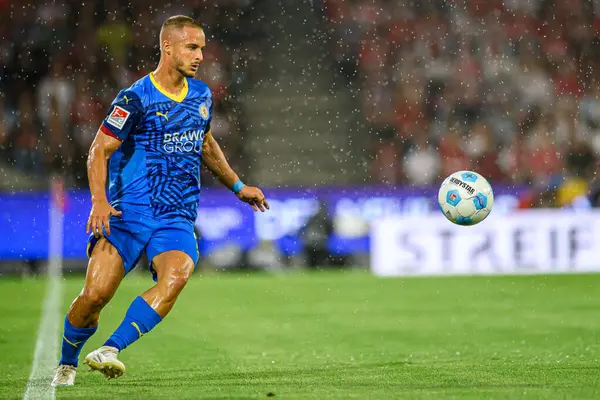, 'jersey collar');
149,72,188,102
